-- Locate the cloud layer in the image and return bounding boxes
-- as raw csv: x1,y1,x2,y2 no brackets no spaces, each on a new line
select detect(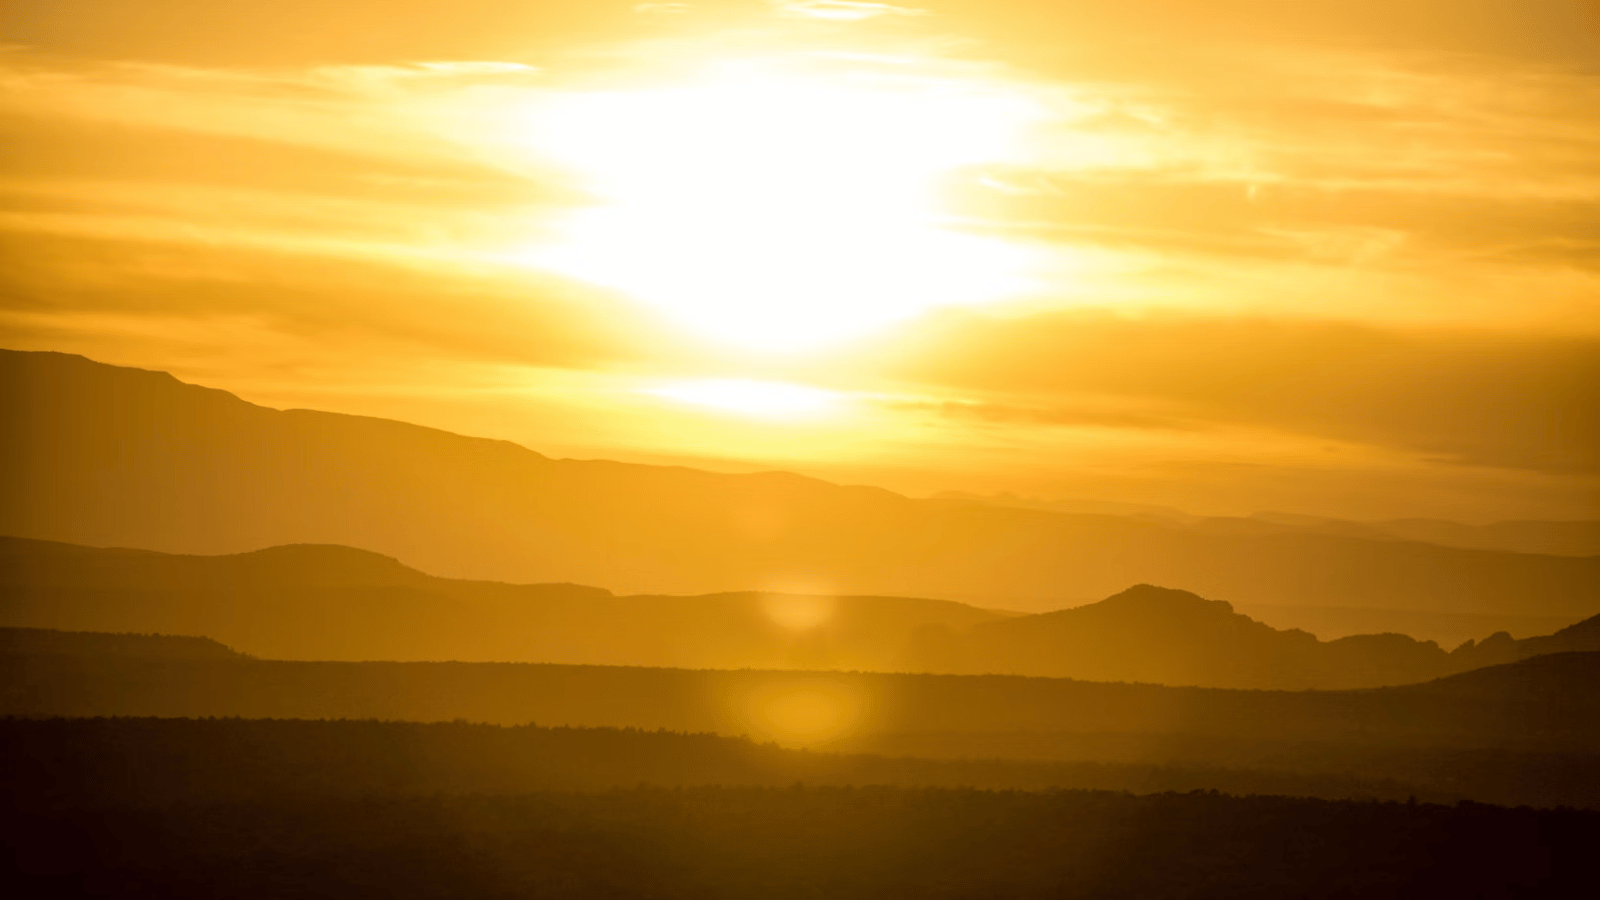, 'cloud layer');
1,0,1595,519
